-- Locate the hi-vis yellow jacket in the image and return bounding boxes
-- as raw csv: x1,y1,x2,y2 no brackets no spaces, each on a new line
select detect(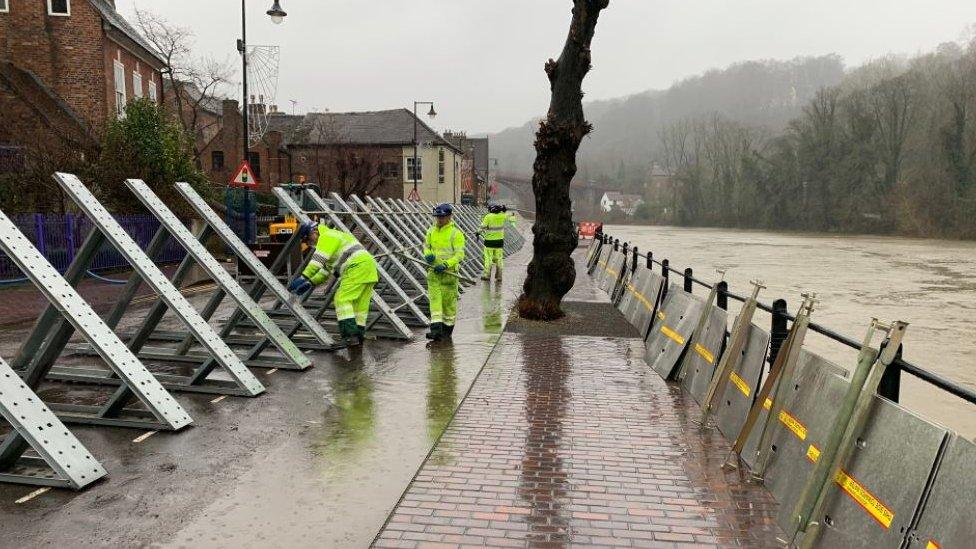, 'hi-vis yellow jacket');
423,222,465,272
